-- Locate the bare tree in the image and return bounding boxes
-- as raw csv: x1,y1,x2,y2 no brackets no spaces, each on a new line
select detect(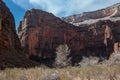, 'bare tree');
54,44,71,68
